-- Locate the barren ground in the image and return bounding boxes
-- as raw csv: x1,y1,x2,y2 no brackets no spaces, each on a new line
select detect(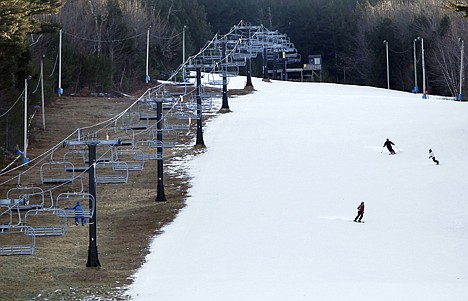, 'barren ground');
0,85,251,301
